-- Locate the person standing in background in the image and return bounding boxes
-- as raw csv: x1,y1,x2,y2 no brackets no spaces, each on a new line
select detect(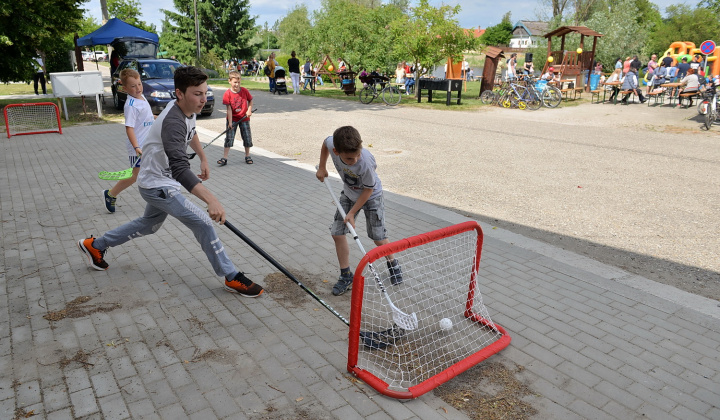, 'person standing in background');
33,50,47,95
